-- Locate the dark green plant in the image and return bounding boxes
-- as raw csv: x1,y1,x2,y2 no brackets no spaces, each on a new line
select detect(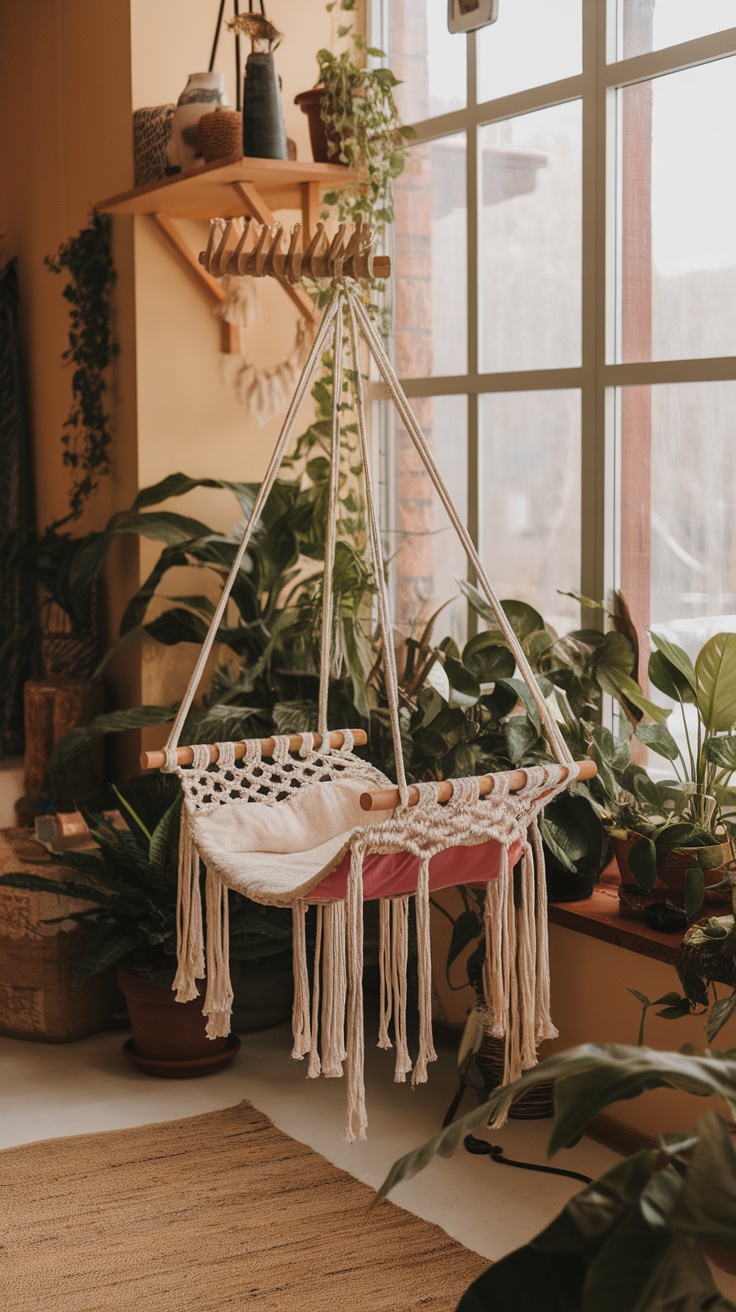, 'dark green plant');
45,213,117,525
378,1043,736,1311
316,0,414,230
0,777,291,988
628,907,736,1047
